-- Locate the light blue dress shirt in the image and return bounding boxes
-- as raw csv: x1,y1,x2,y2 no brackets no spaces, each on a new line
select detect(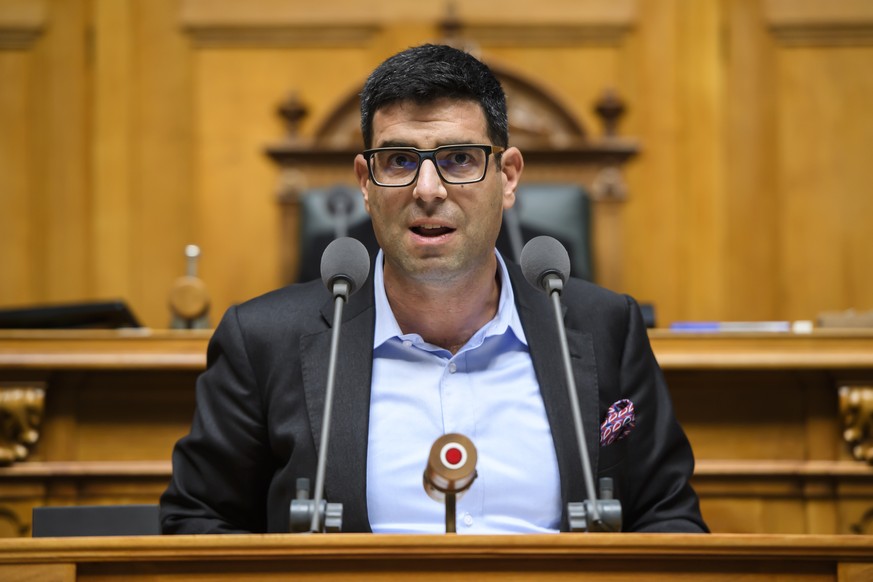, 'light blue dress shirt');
366,250,562,534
